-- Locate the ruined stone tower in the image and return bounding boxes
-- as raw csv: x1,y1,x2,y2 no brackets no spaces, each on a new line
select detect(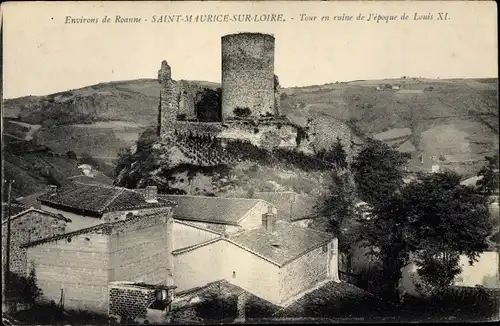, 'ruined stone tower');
274,74,281,116
221,33,276,119
158,60,178,138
